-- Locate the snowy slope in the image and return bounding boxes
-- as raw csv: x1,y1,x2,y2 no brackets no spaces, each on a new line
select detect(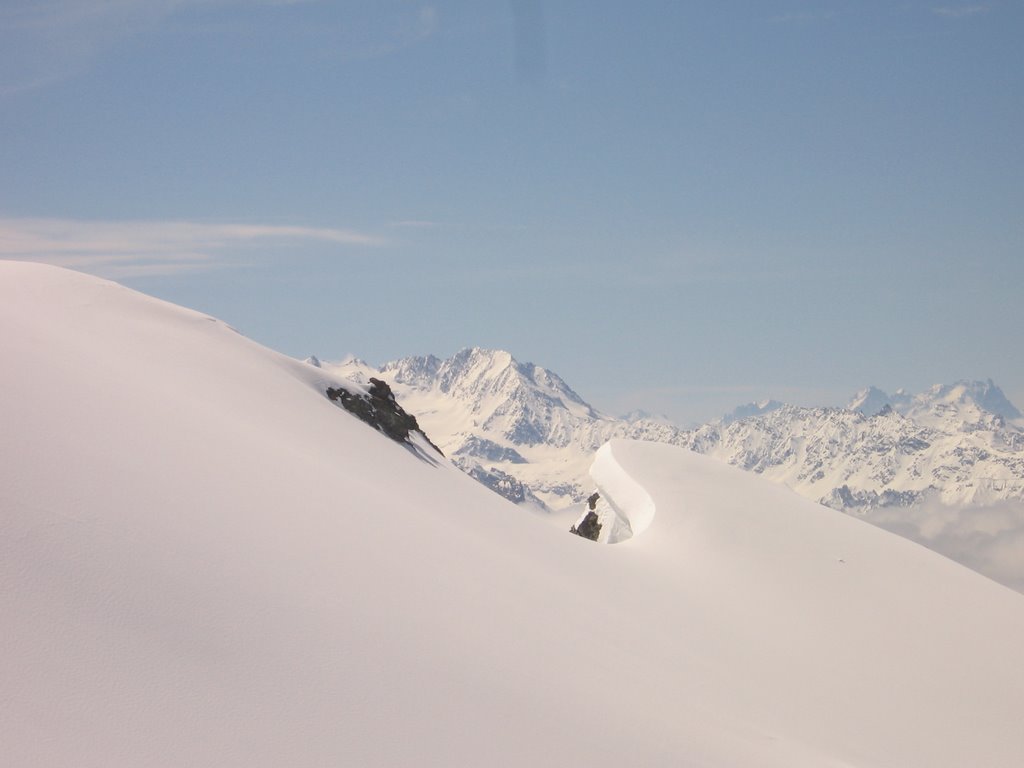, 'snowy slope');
590,440,1024,767
4,262,1024,767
